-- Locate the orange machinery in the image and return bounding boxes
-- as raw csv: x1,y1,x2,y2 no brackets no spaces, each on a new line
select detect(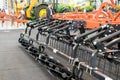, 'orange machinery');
0,12,27,25
52,1,120,29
